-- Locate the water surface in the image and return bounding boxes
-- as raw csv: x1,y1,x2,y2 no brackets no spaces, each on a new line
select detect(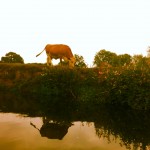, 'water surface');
0,113,128,150
0,93,150,150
